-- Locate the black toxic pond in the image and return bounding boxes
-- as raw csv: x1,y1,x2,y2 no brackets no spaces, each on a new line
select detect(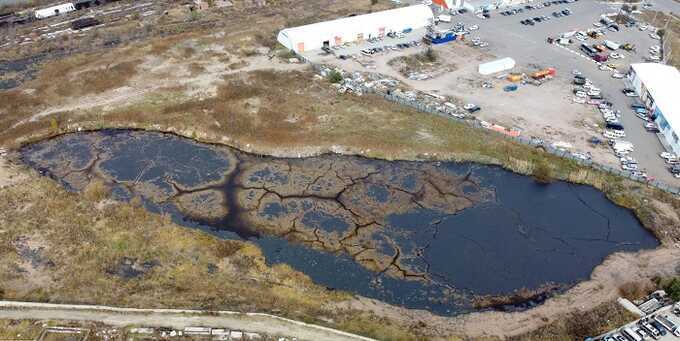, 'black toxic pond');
21,130,659,315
